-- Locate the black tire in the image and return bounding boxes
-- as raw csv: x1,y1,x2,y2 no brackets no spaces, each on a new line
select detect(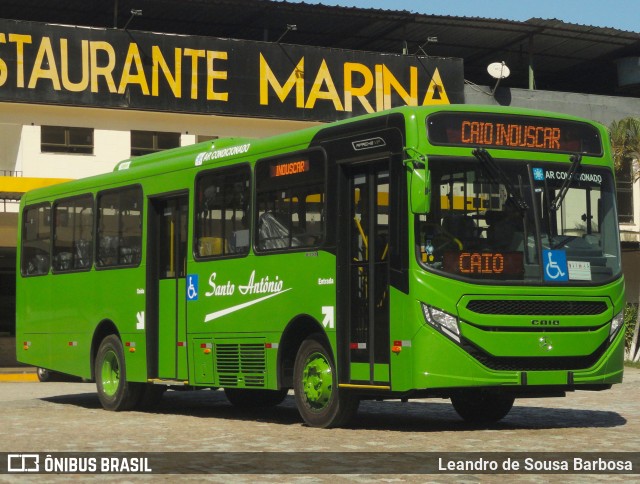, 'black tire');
451,390,515,423
293,334,359,428
36,367,51,382
95,335,141,411
135,384,167,410
37,367,75,382
224,388,289,408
